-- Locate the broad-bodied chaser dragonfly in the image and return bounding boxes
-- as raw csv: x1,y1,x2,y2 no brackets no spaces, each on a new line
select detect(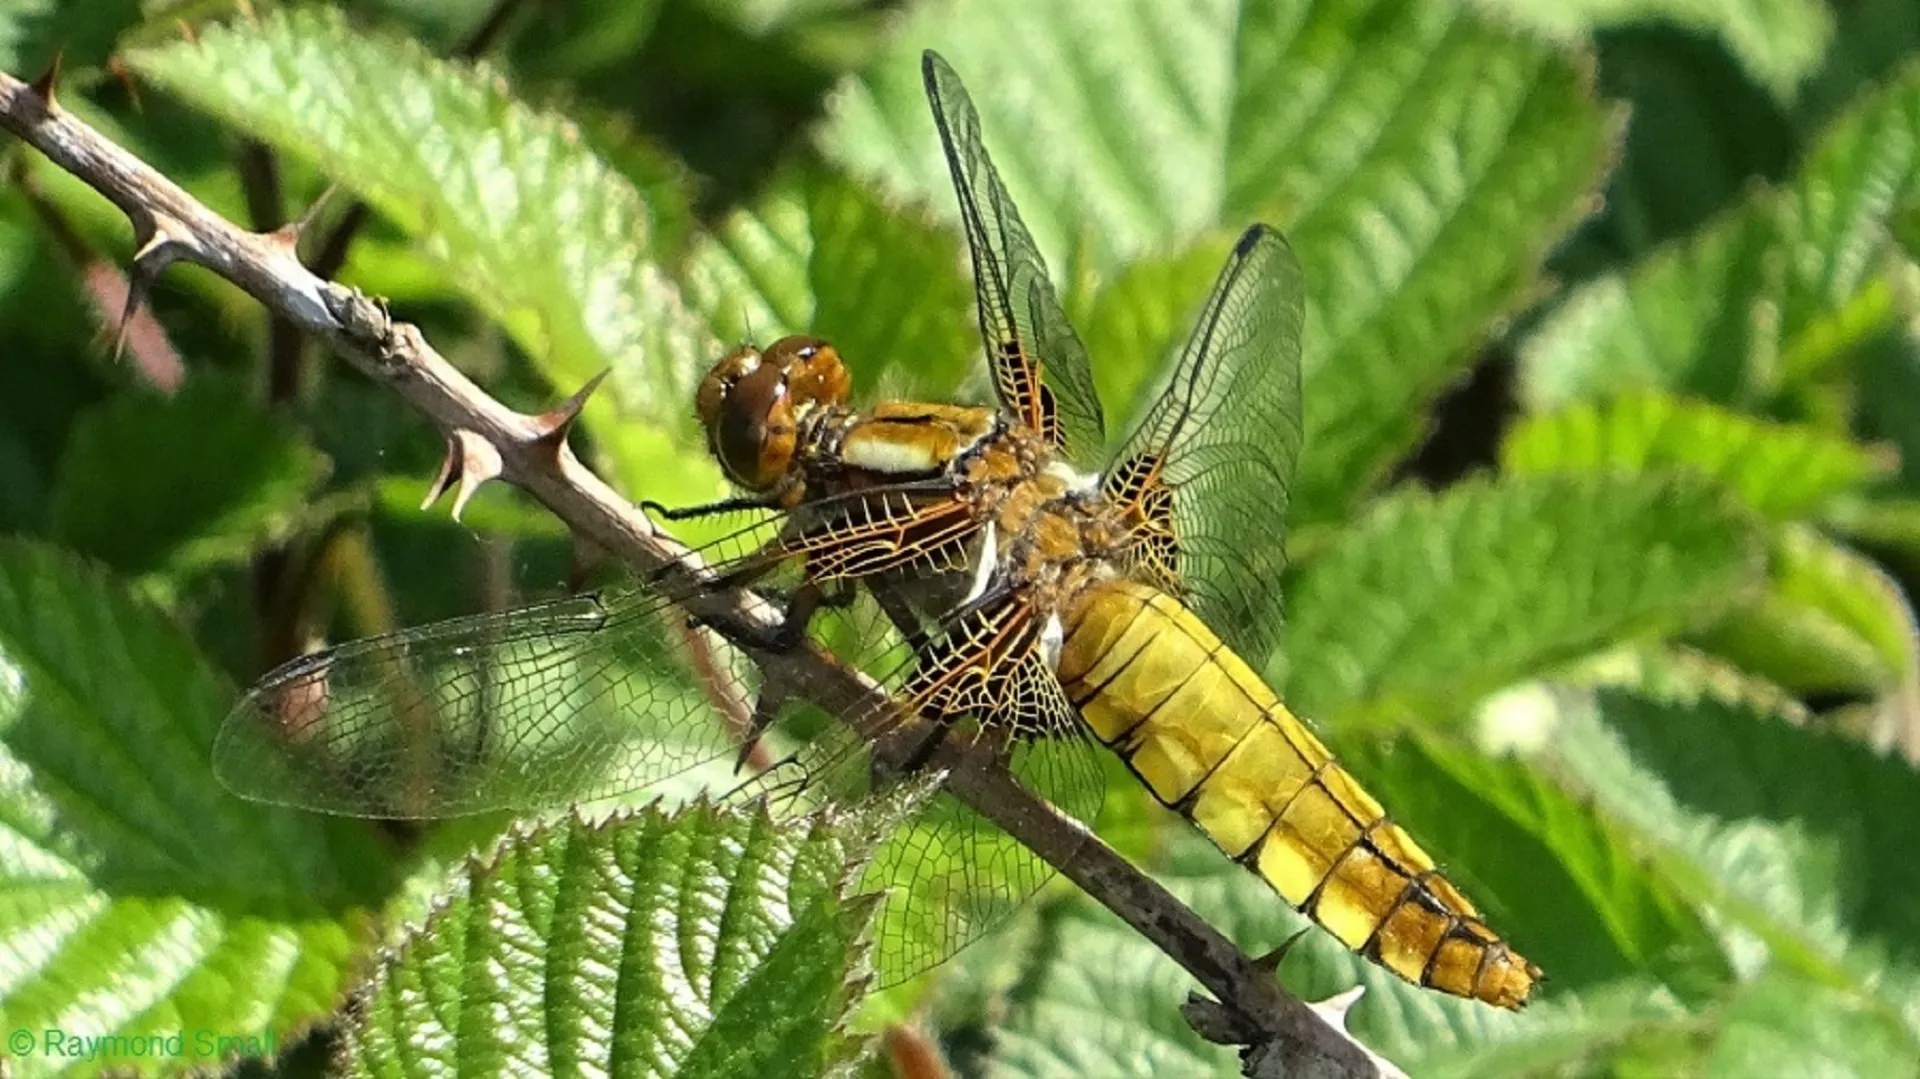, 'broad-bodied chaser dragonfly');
217,51,1539,1009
